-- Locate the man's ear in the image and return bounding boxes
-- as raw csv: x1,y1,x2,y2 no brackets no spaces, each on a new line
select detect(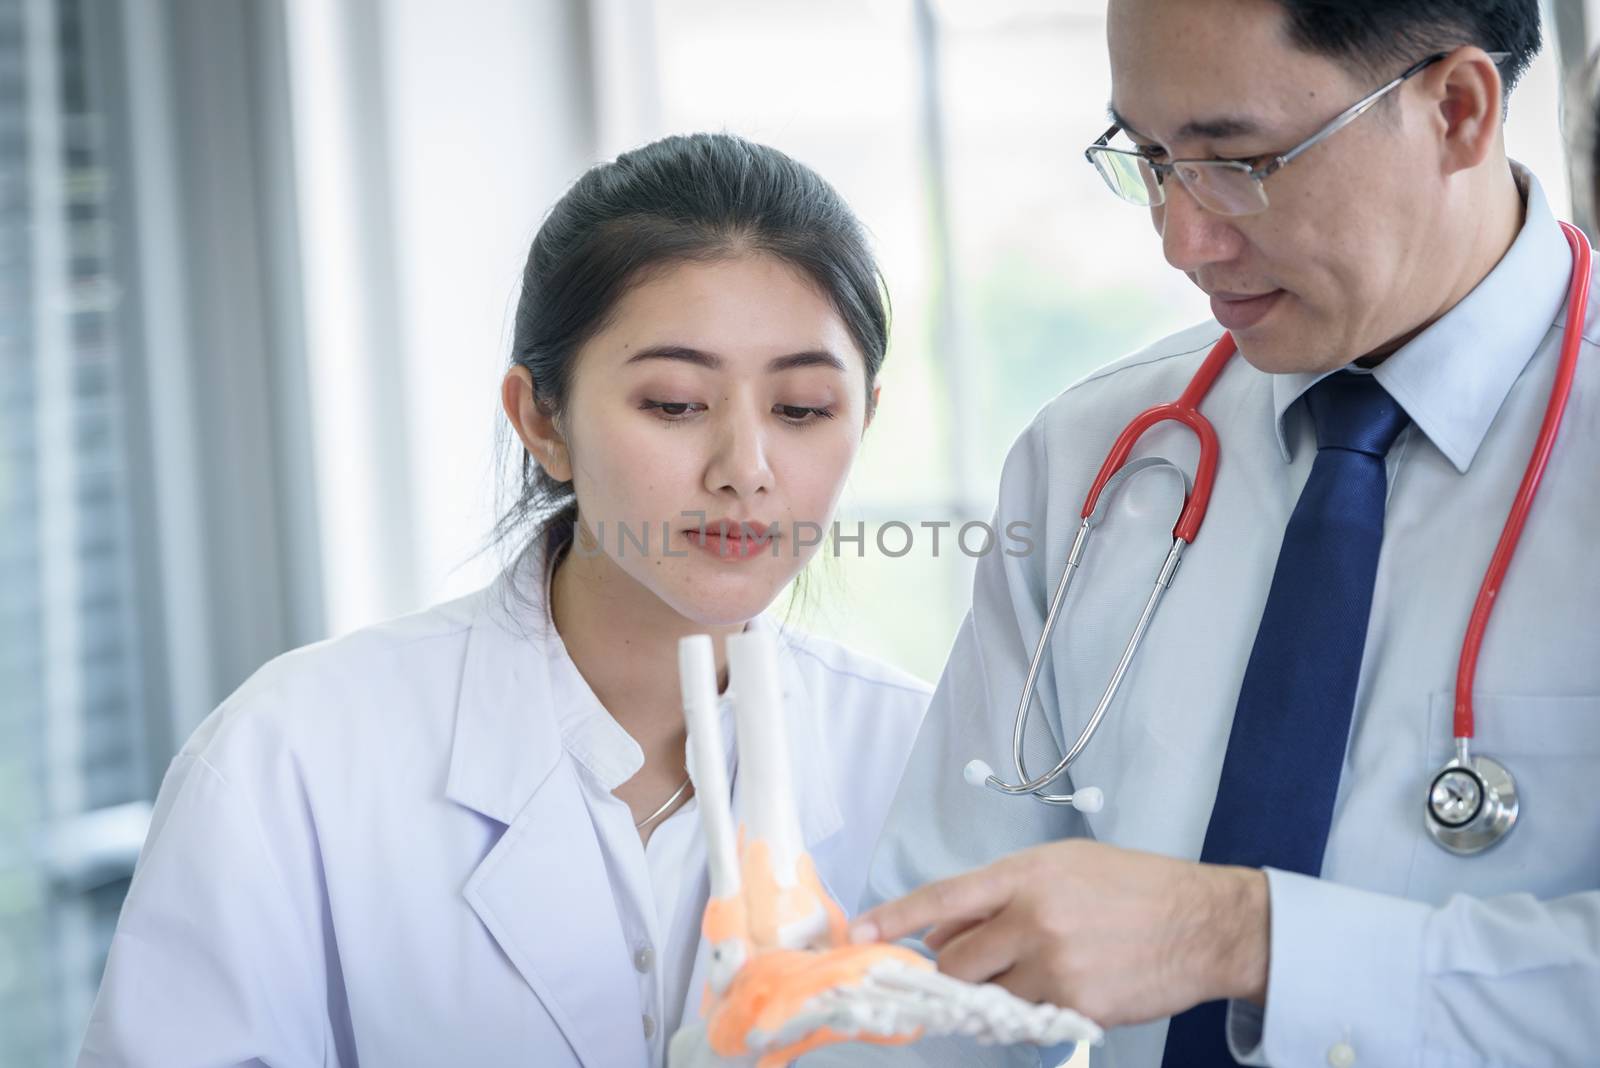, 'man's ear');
502,366,573,482
1426,46,1505,176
